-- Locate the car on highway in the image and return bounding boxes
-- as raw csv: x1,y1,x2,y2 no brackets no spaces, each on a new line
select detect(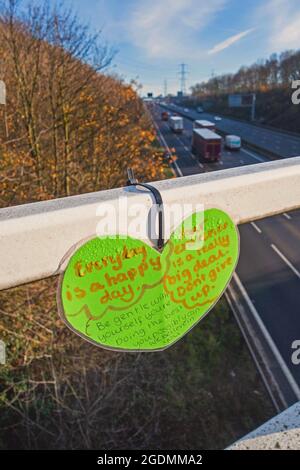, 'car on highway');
225,135,241,150
161,111,169,121
184,108,189,112
197,106,204,113
214,116,222,121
